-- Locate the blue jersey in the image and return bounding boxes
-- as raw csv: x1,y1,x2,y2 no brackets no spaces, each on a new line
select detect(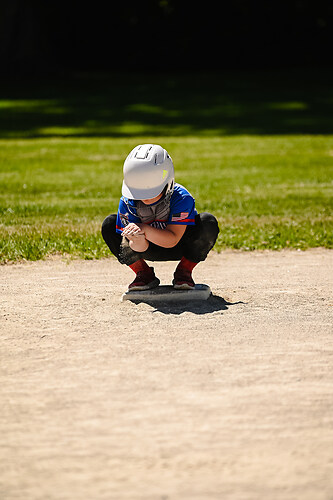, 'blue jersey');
116,183,197,234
